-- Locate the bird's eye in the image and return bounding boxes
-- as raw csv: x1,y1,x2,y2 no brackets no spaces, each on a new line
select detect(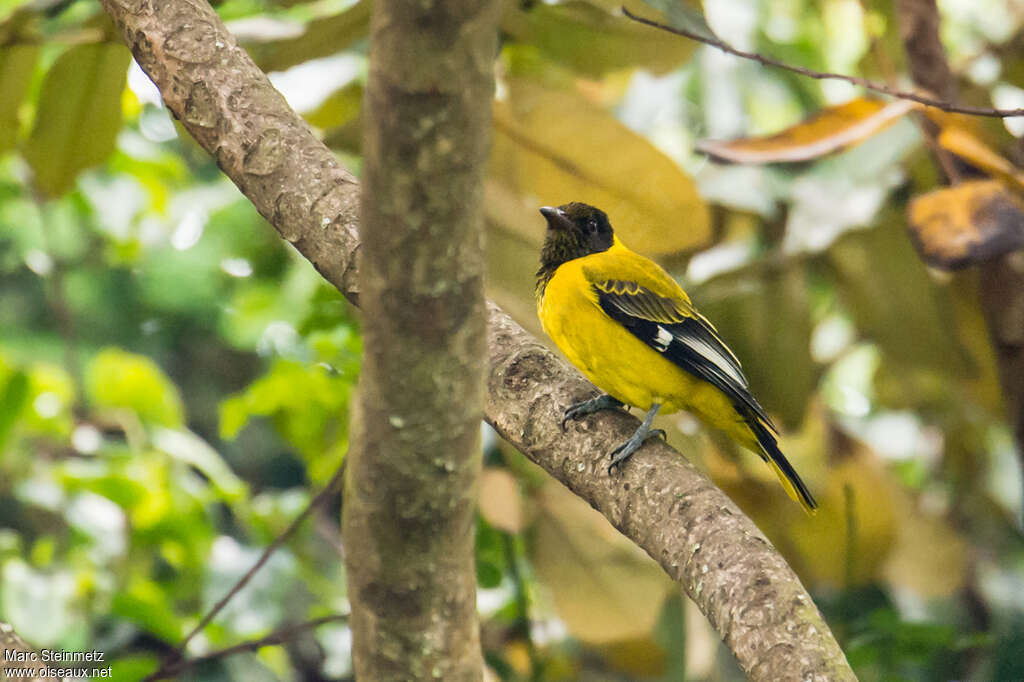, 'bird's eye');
587,220,598,233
